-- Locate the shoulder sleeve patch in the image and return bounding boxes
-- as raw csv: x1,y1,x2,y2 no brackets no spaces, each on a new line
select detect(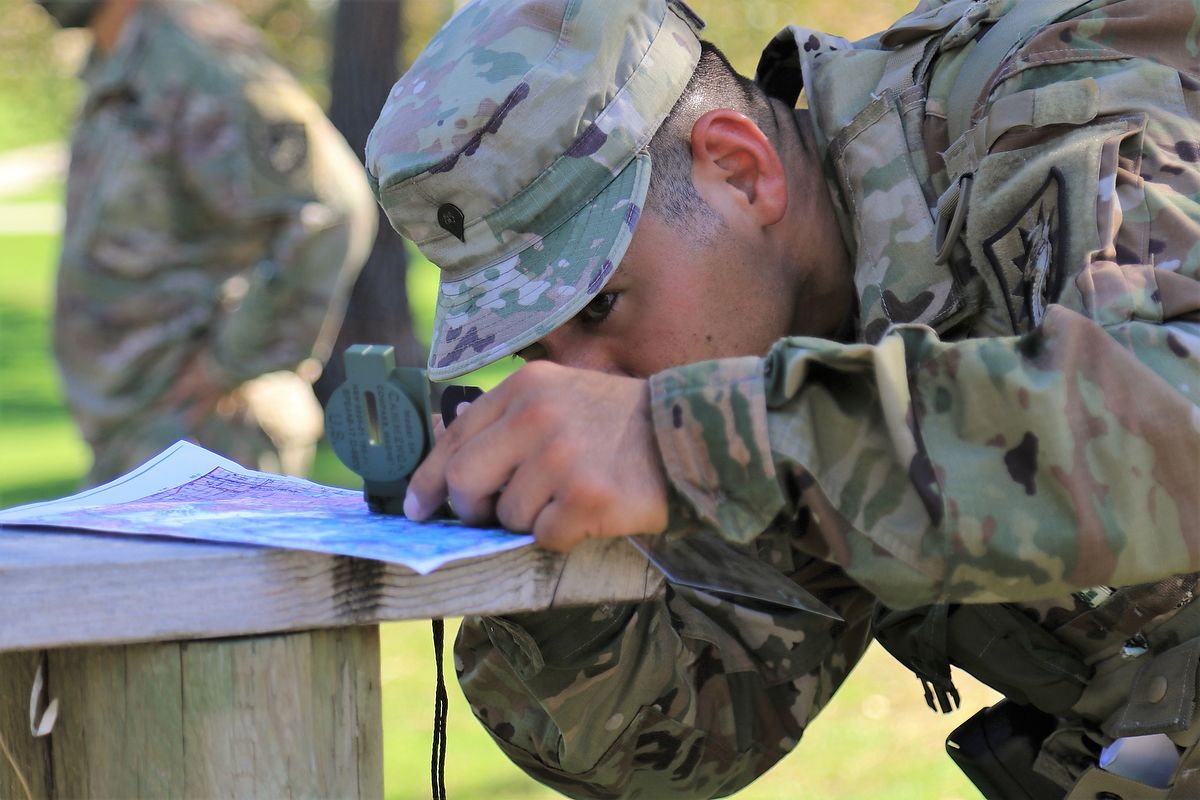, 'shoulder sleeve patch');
984,169,1064,332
